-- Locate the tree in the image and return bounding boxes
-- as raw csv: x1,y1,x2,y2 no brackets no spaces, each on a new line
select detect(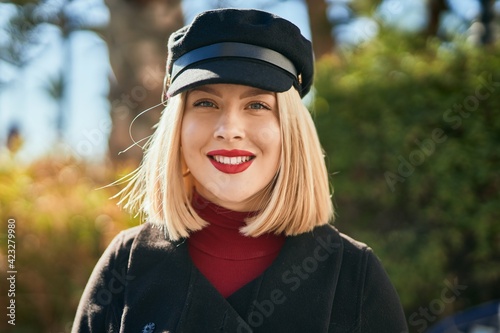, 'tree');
0,0,108,151
104,0,183,165
426,0,449,37
479,0,495,45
